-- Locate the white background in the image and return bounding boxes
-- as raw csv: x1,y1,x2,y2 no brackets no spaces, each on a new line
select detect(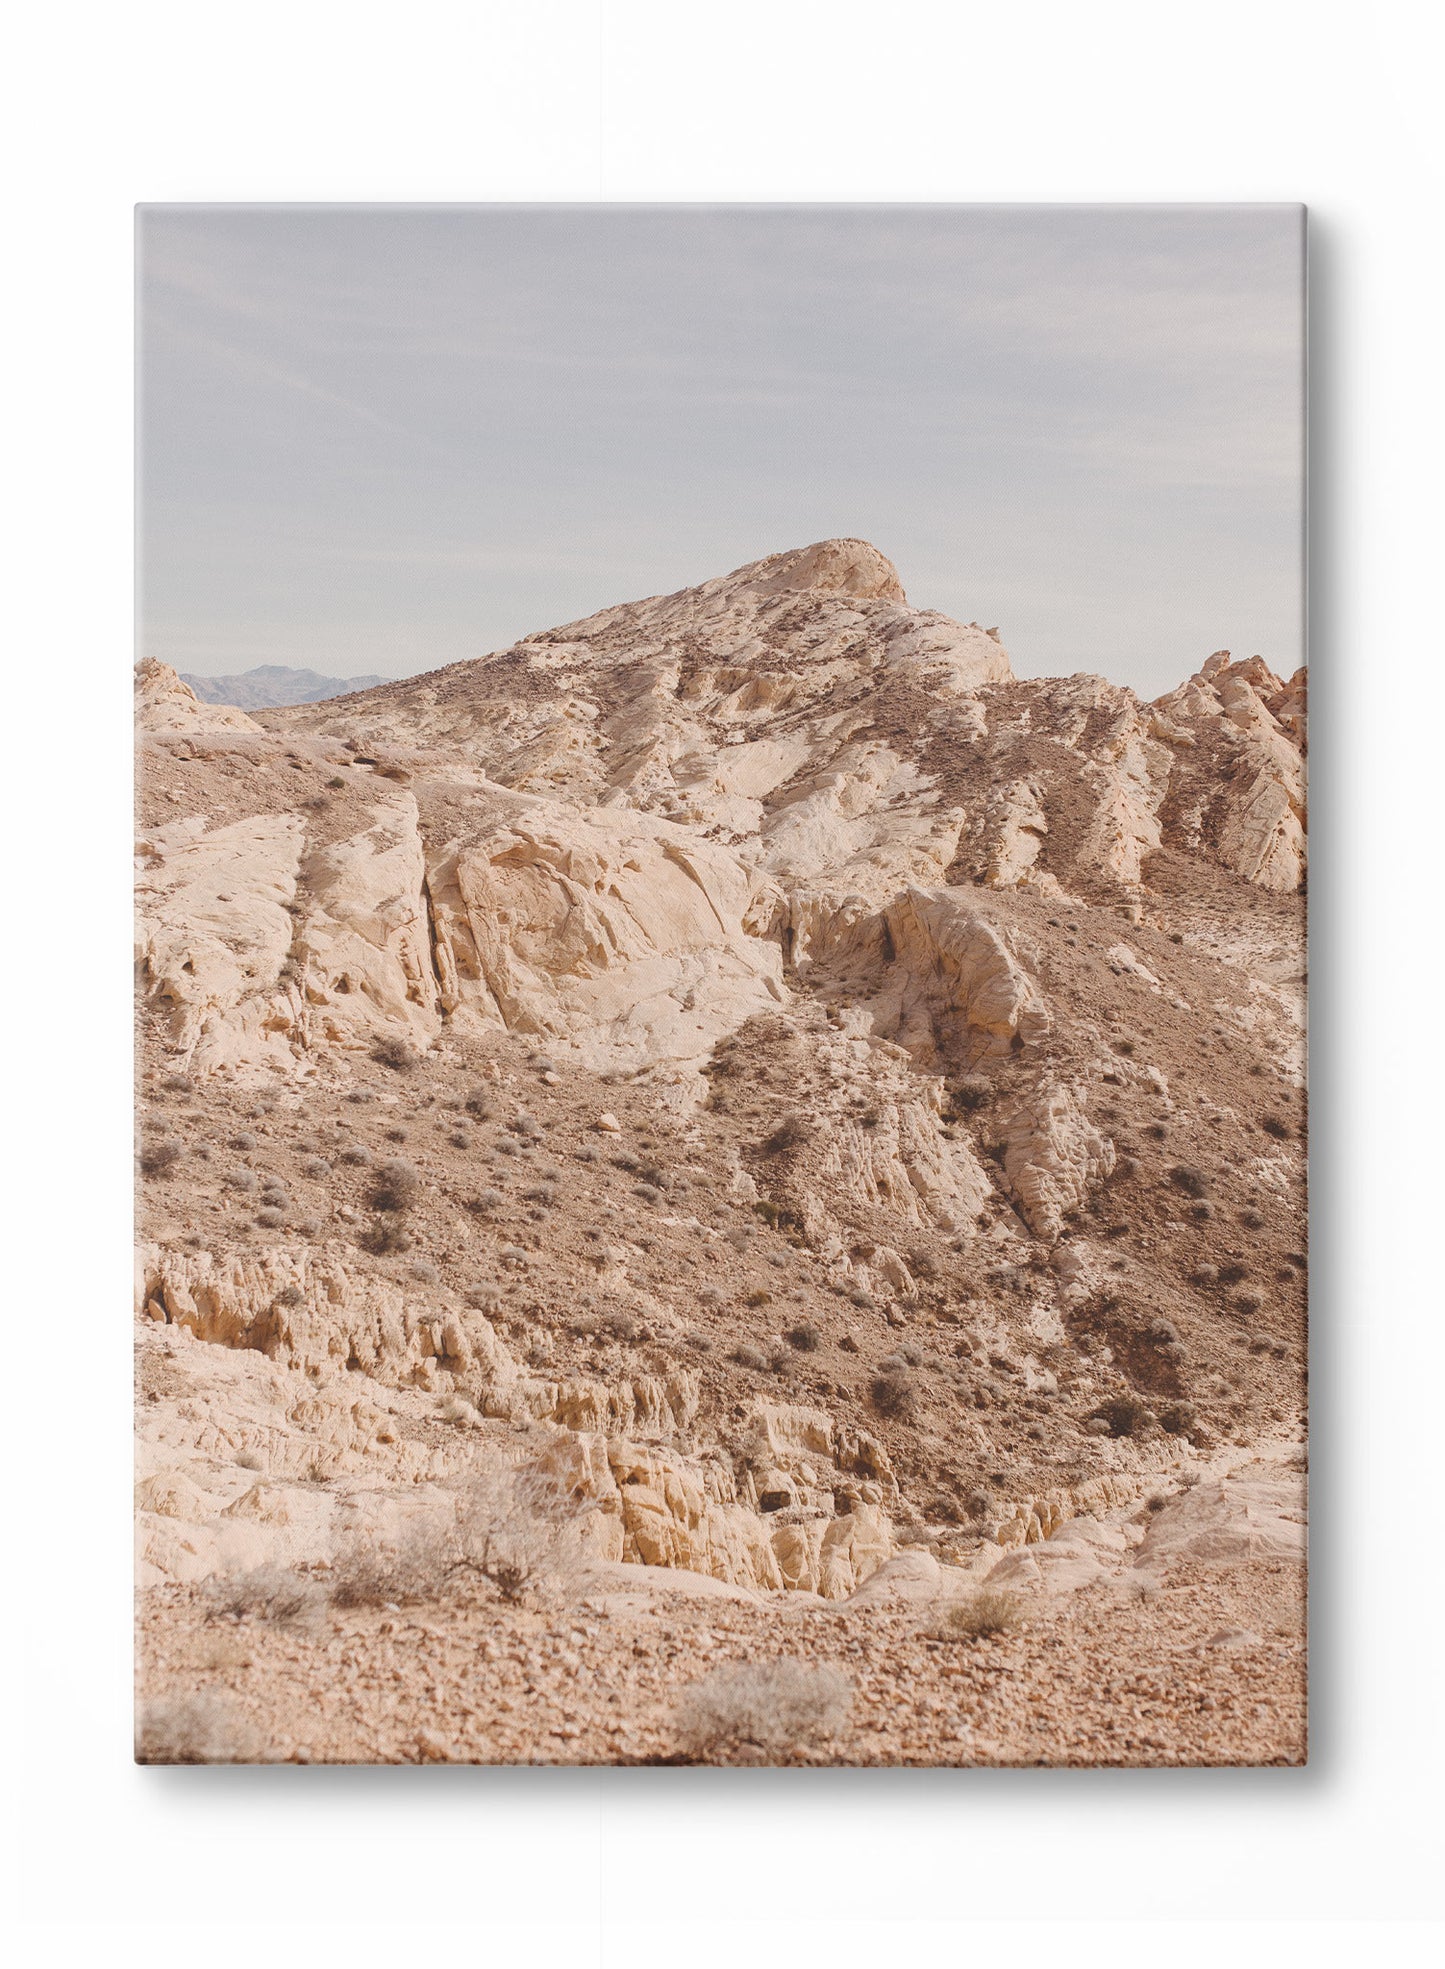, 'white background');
5,3,1442,1963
